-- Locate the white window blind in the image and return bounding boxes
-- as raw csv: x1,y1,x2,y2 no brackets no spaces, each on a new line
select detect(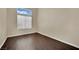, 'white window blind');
17,8,32,29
